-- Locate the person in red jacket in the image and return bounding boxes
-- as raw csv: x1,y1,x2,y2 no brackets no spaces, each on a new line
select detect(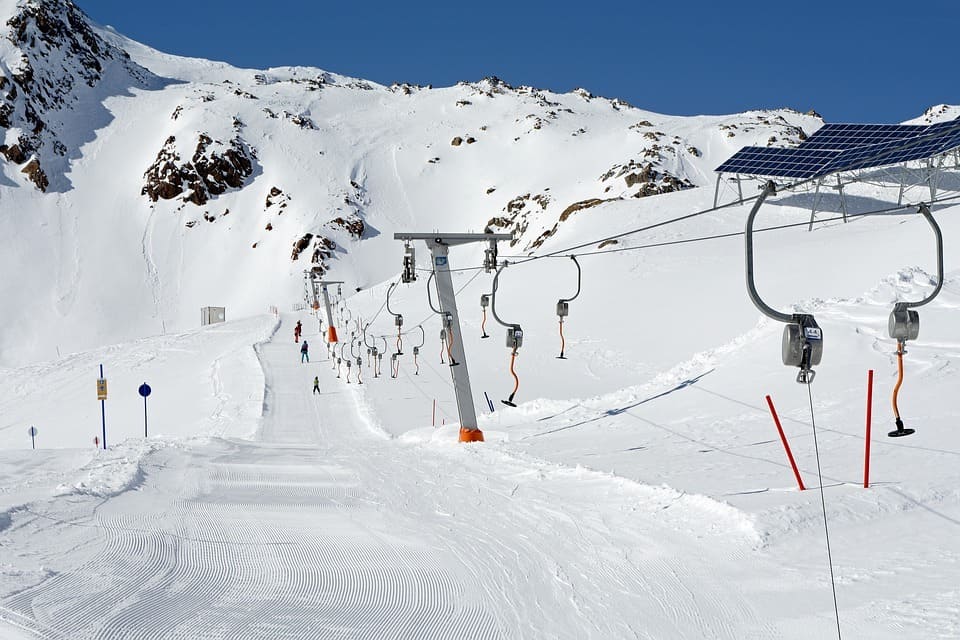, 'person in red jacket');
294,320,302,343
